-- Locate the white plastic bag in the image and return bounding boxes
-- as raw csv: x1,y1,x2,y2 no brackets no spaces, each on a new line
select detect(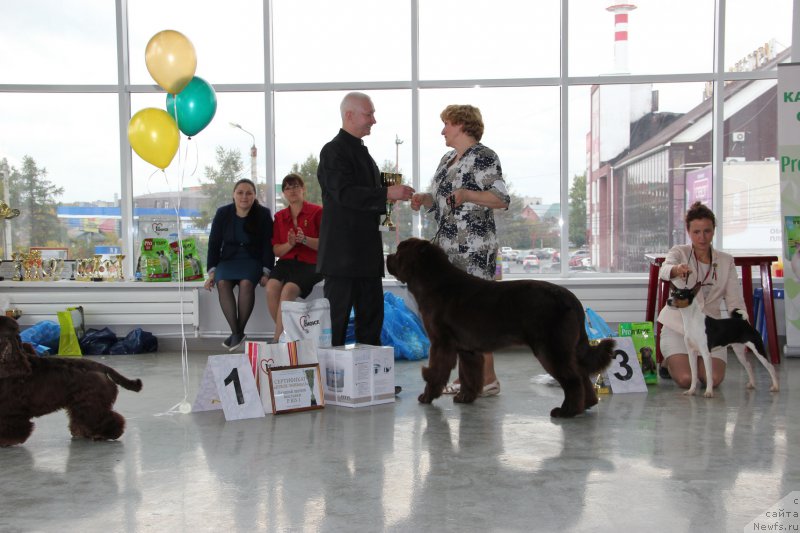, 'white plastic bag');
280,298,332,349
